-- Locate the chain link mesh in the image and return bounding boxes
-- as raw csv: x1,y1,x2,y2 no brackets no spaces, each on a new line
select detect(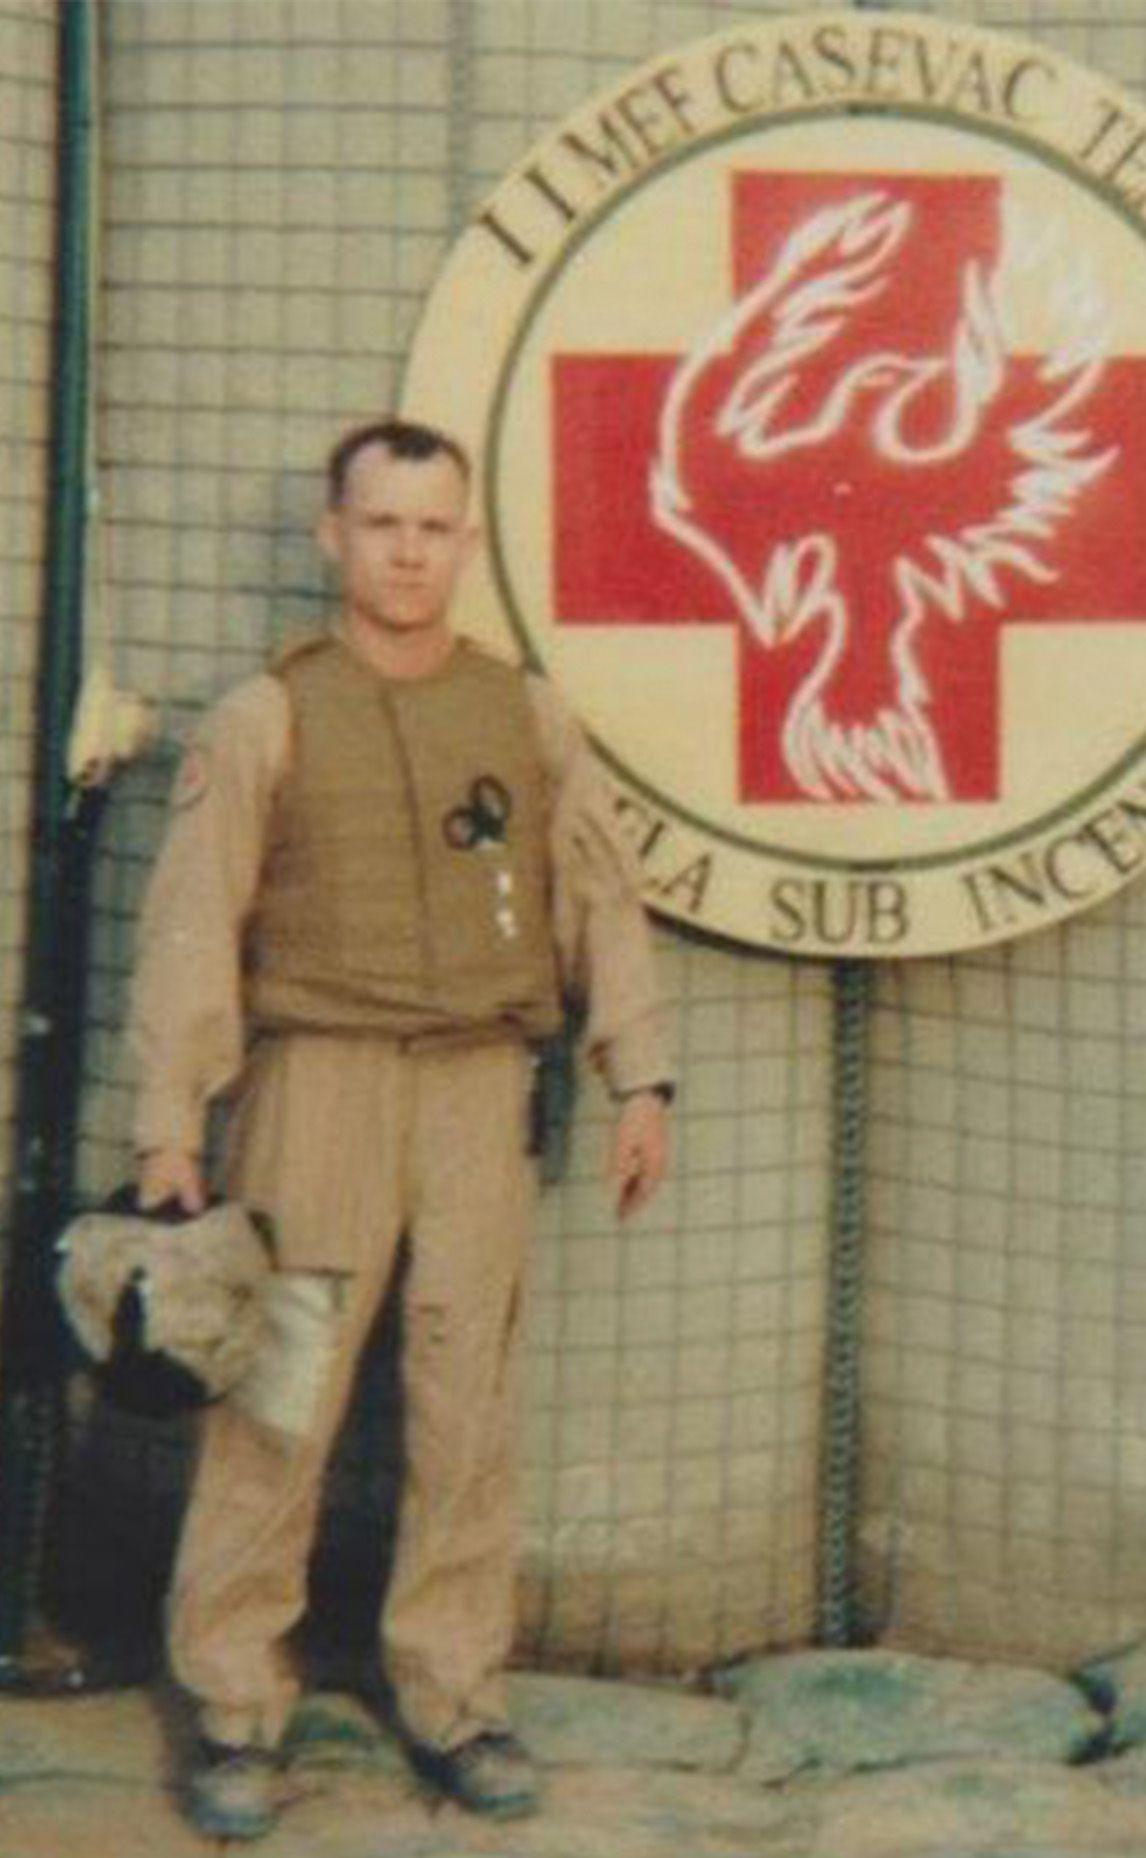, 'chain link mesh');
3,0,1146,1677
